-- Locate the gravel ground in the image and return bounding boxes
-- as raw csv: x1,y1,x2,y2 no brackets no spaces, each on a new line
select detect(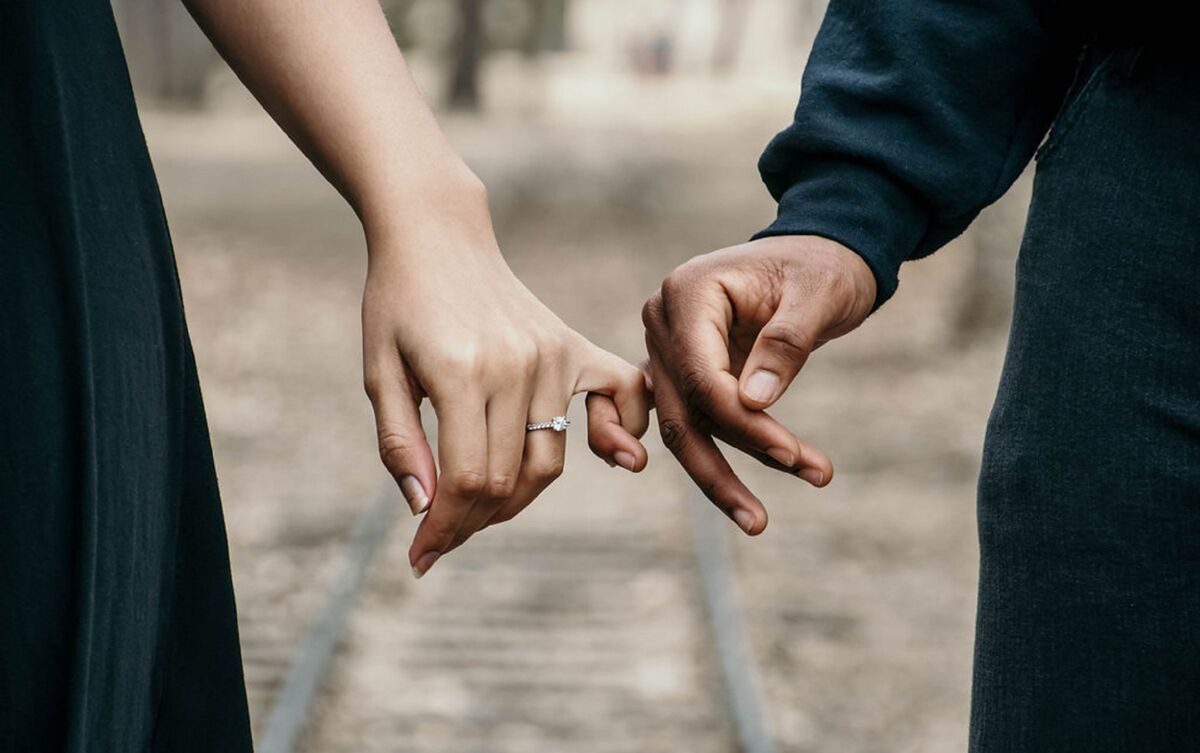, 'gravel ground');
144,65,1029,752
